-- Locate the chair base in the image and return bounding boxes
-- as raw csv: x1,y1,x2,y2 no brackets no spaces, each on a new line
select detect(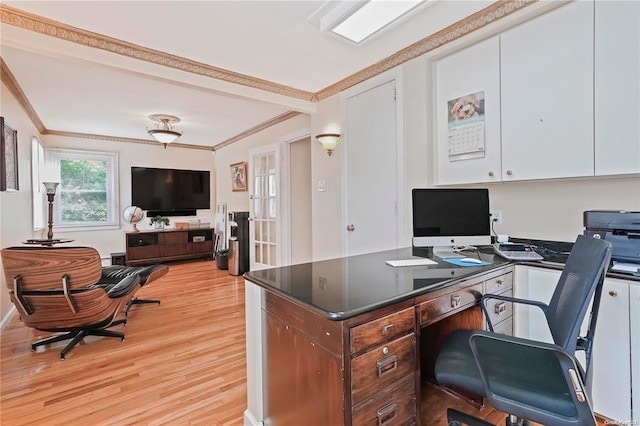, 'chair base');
446,409,532,426
32,328,125,360
124,297,160,316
